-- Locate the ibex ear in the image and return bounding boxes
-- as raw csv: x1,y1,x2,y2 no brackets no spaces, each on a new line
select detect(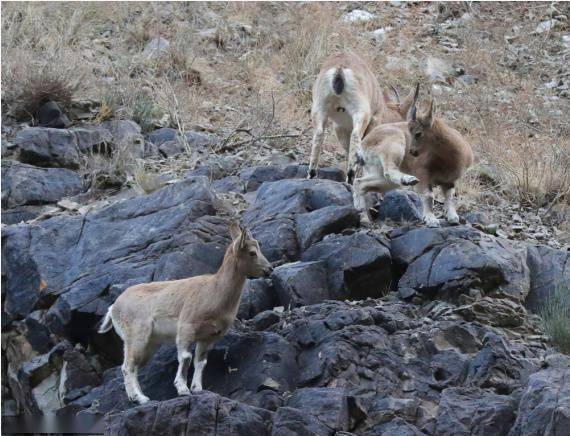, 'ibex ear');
229,221,242,240
424,98,435,126
406,83,420,121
